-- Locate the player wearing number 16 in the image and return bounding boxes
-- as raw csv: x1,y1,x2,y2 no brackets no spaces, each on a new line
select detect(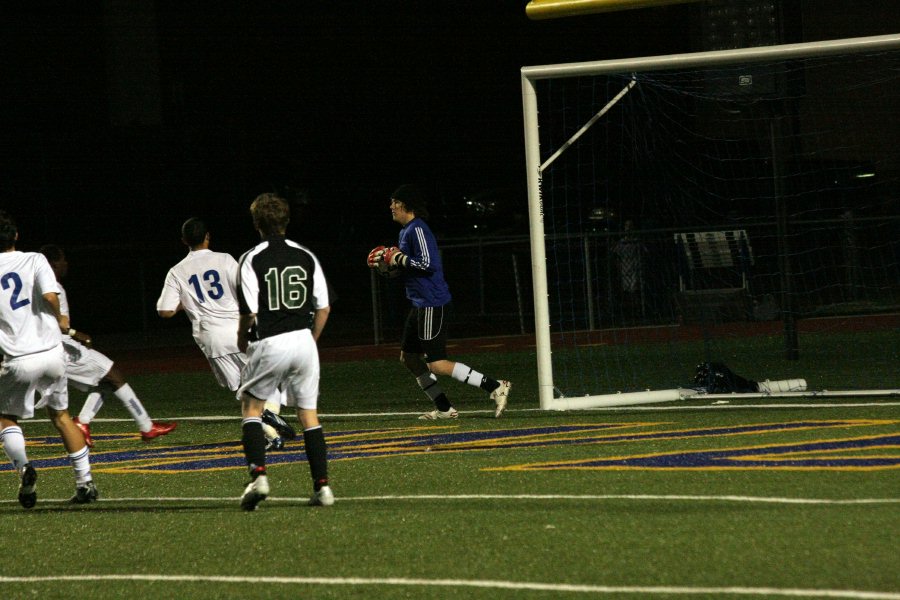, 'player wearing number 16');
235,193,333,511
